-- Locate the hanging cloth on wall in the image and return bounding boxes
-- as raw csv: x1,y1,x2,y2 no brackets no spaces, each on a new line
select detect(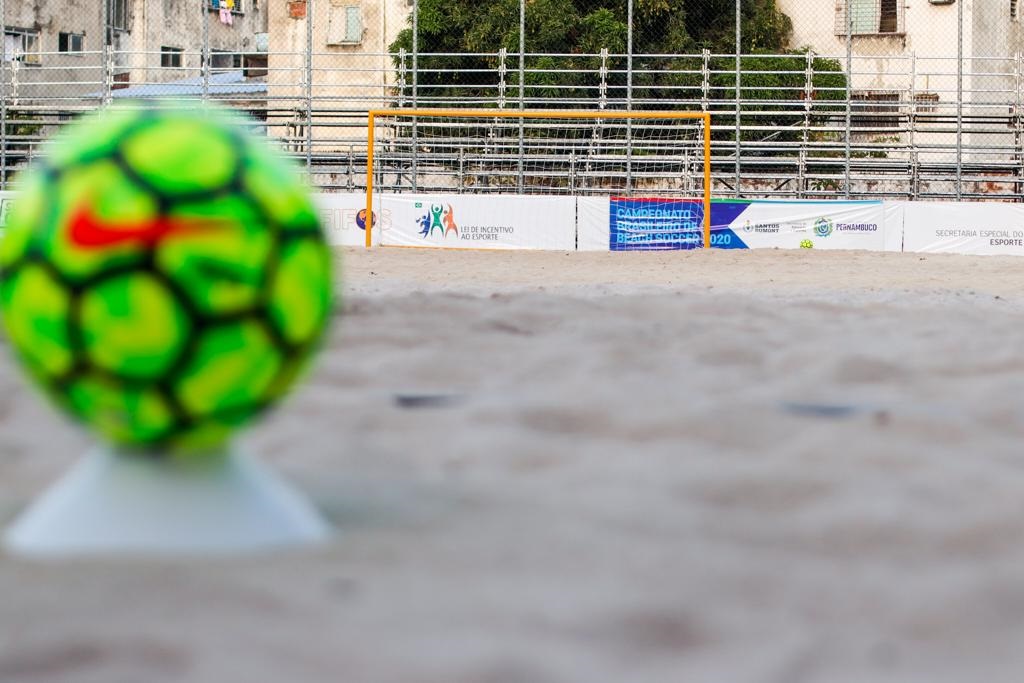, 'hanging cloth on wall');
219,2,233,25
